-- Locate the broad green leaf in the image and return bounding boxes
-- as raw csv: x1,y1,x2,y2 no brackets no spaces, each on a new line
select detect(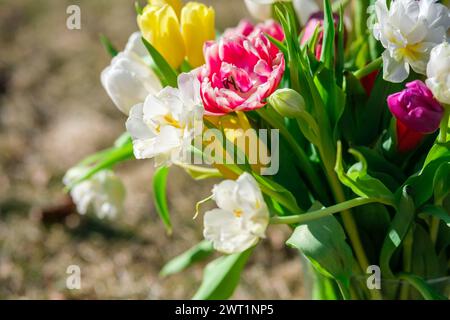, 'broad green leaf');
405,157,450,208
423,142,450,169
193,247,254,300
152,166,172,234
359,72,402,145
286,203,355,283
380,187,415,278
397,273,447,300
410,225,441,281
419,205,450,227
142,37,178,87
352,202,391,264
160,241,214,277
433,161,450,205
335,143,395,206
100,34,118,57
